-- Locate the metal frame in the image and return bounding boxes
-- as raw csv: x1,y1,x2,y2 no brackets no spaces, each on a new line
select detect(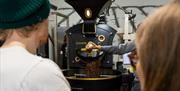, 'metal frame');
49,11,70,64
